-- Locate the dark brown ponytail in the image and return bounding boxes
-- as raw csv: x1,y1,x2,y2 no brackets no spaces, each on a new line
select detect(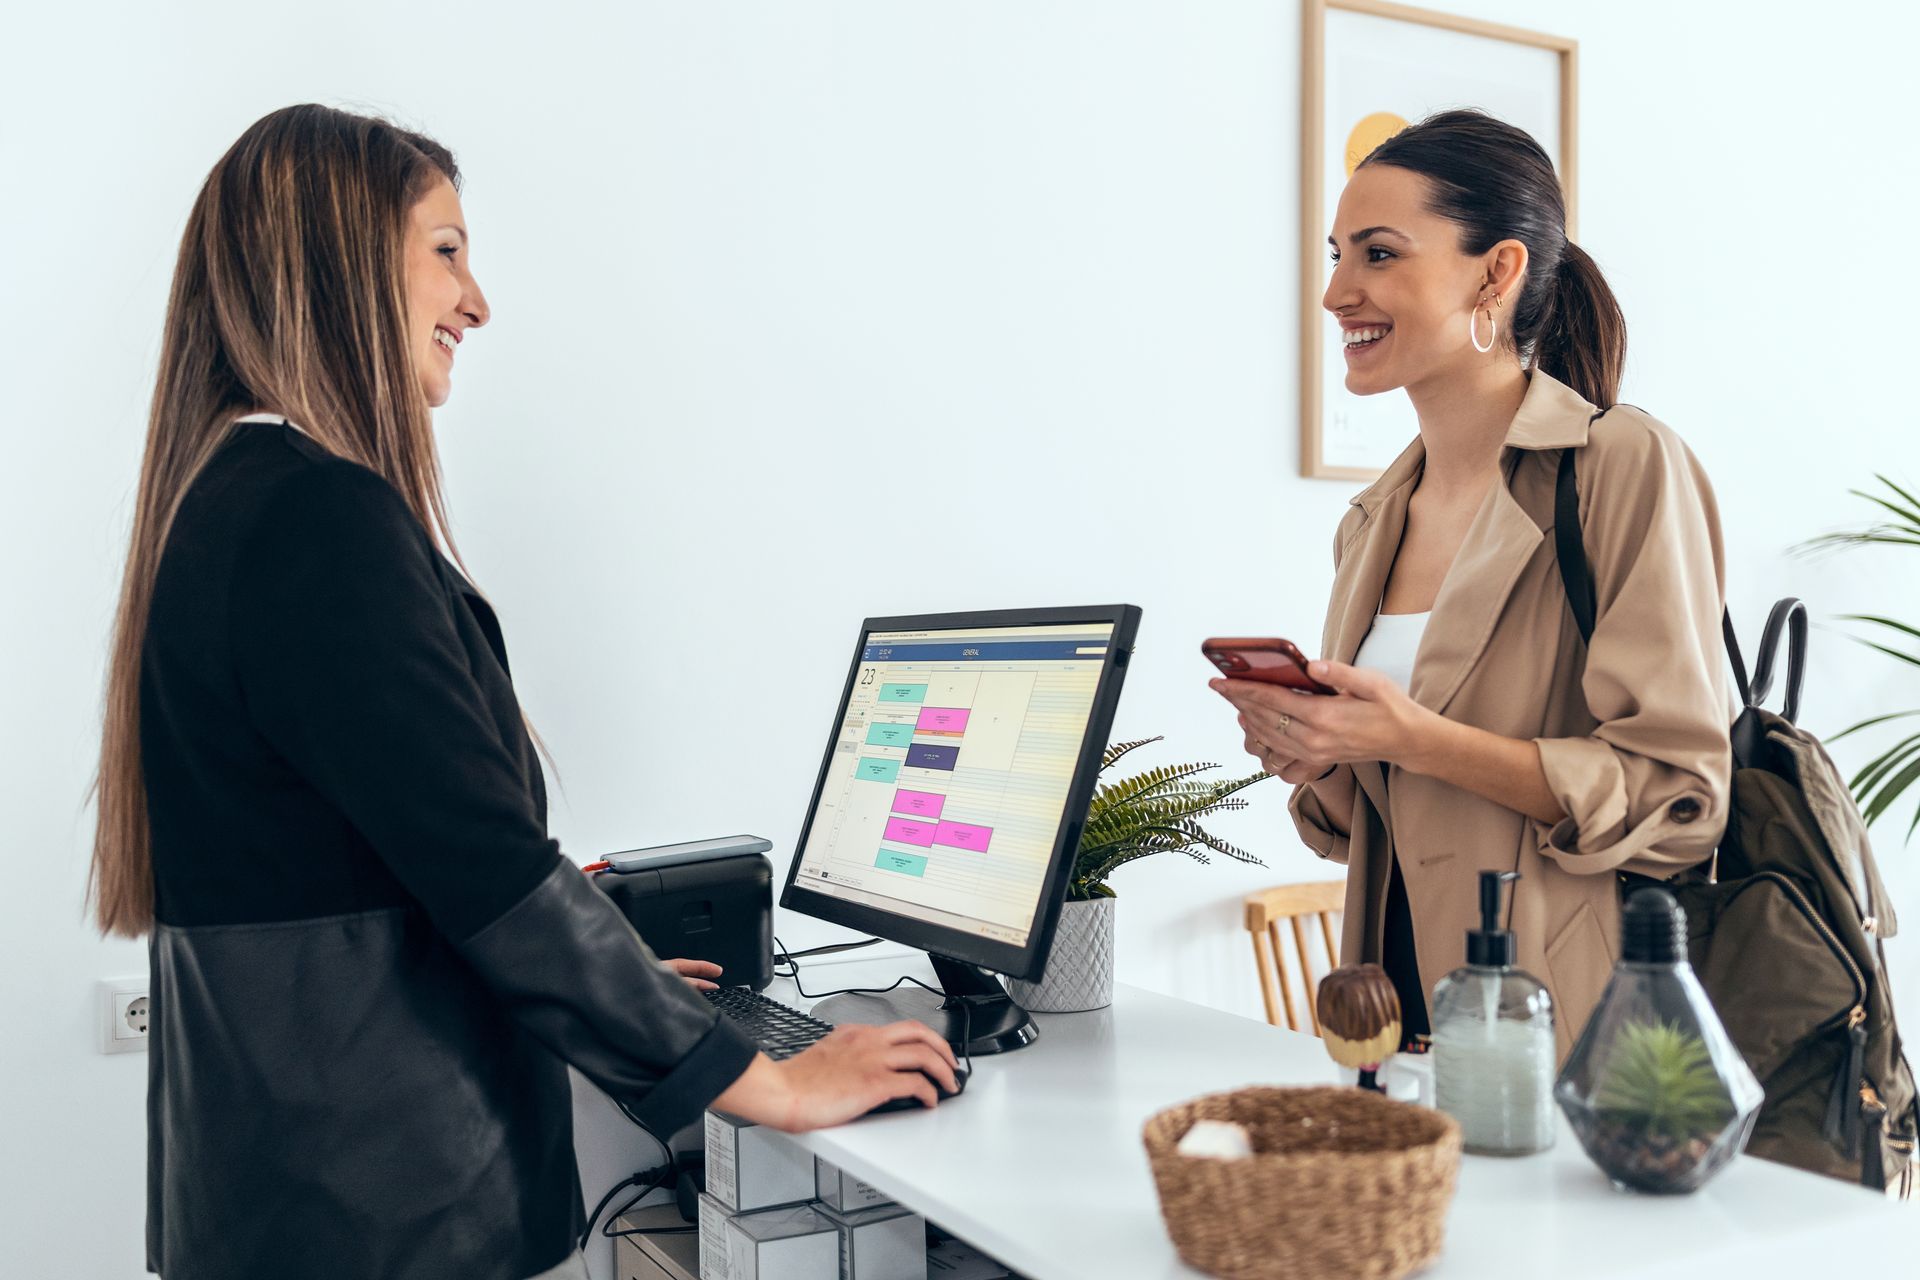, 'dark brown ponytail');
1532,240,1626,410
1360,109,1627,409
